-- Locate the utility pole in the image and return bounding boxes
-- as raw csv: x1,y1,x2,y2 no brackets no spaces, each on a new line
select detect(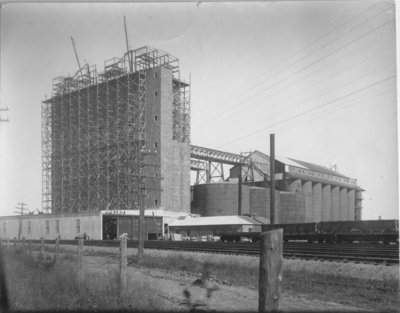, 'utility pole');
238,164,242,216
13,202,28,241
270,134,275,224
0,107,9,123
